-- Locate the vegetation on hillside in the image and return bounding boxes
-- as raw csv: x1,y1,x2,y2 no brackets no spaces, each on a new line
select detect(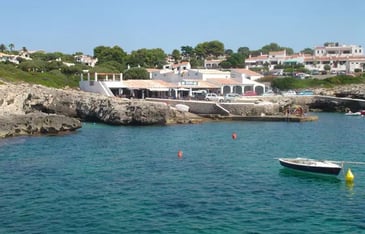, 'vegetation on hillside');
0,63,80,88
0,41,364,89
269,74,365,90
